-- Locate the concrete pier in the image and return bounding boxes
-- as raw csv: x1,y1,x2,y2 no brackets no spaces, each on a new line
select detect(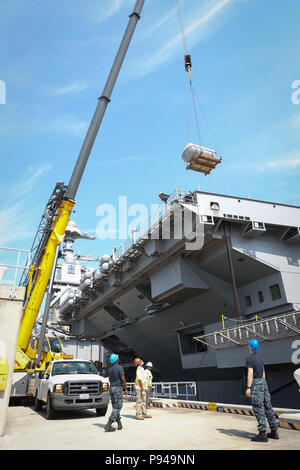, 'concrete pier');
1,401,300,450
0,286,25,436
